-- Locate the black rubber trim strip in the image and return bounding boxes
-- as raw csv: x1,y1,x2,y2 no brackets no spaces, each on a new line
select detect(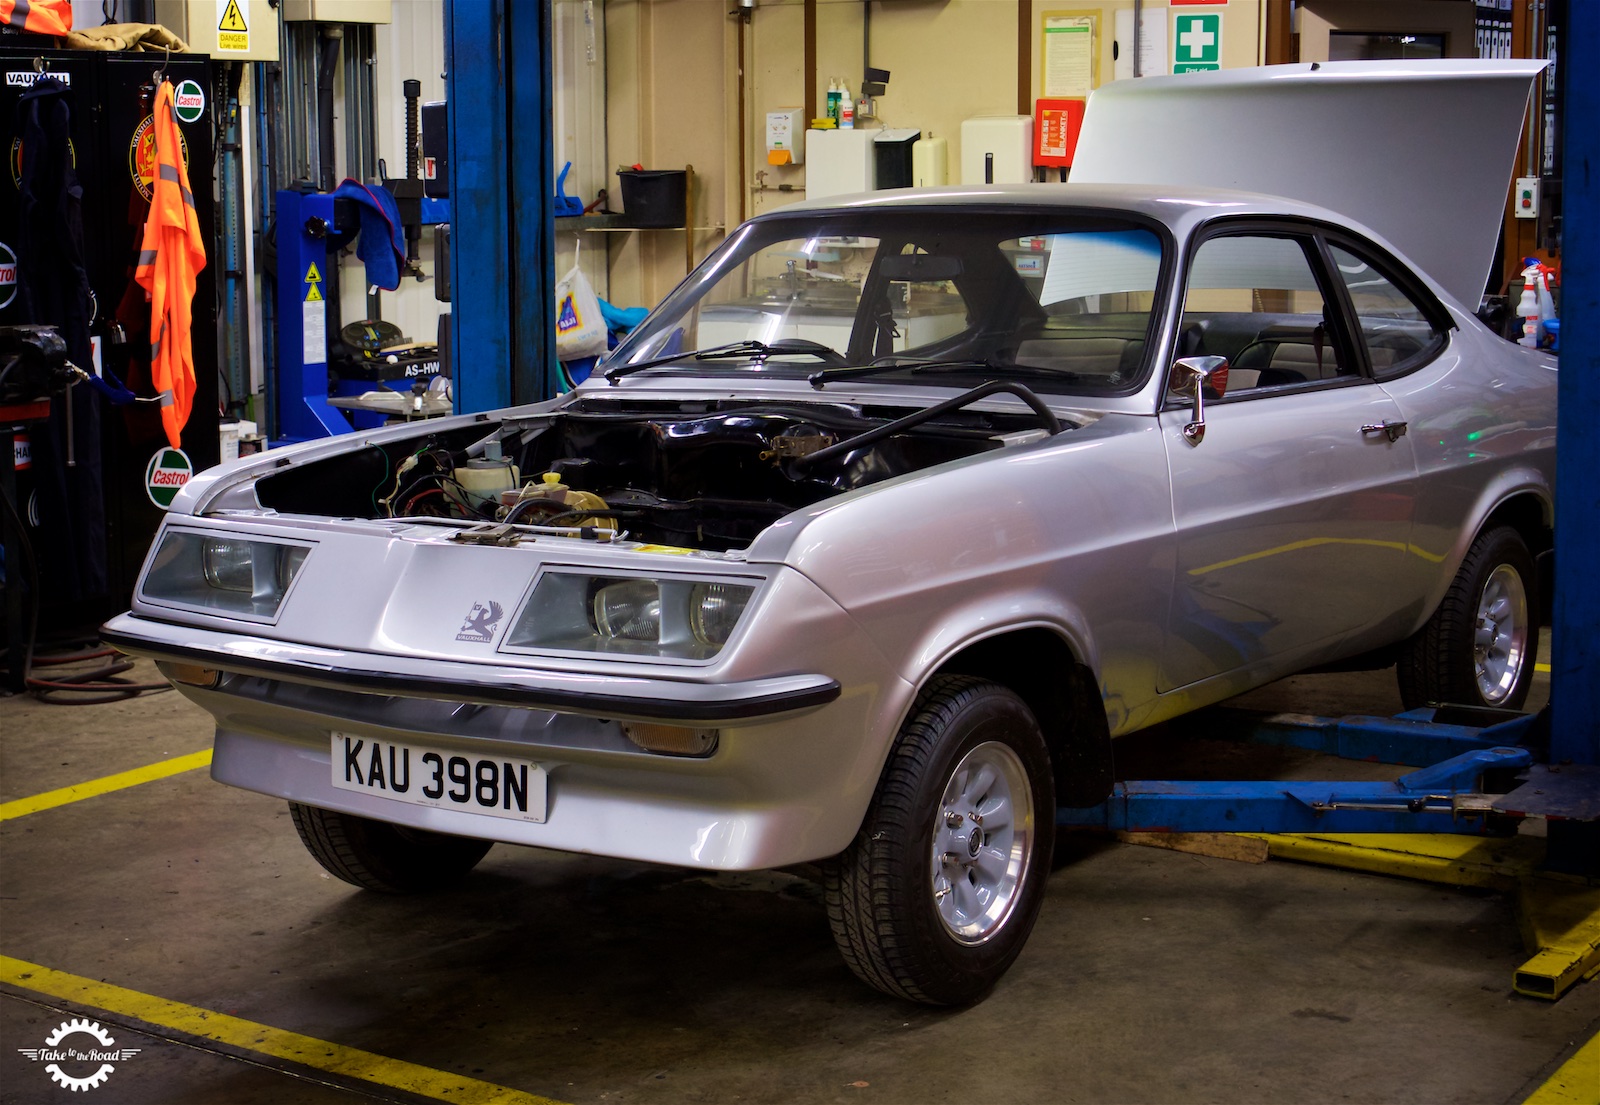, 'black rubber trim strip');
100,627,841,722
